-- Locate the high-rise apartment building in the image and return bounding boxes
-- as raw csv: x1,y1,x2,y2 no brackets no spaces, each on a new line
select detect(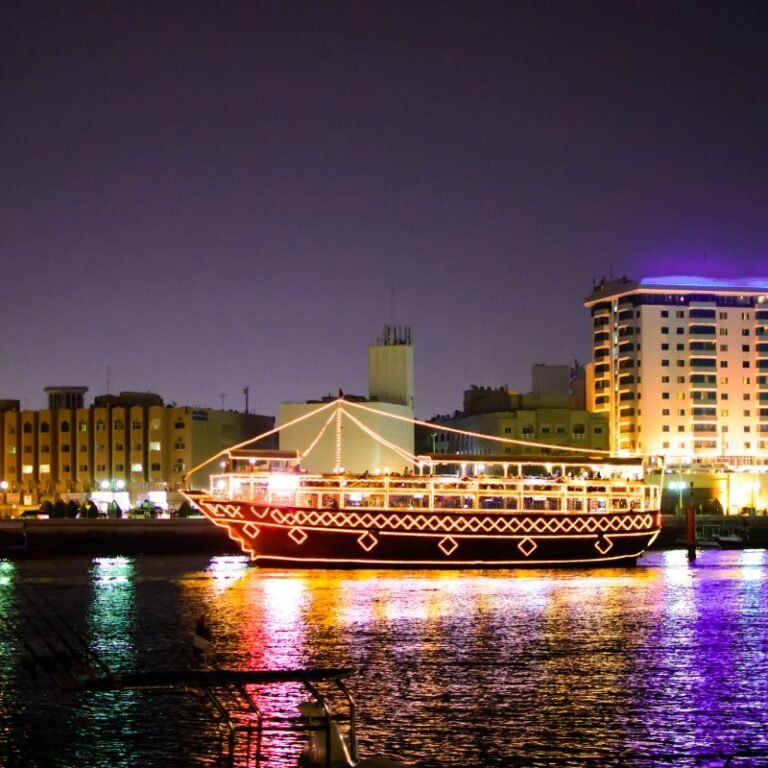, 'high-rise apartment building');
585,276,768,463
